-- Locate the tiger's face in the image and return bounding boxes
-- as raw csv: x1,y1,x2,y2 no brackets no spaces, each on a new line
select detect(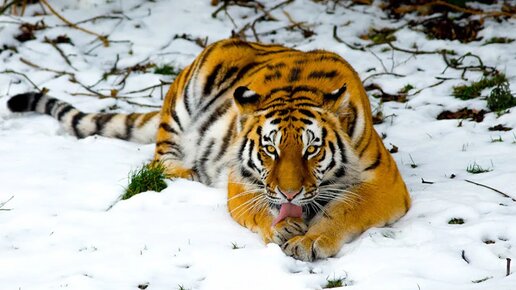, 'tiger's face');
233,84,360,223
